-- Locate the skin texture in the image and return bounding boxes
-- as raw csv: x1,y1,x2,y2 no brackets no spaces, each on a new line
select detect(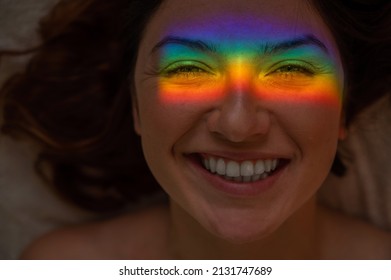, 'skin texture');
21,0,391,259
